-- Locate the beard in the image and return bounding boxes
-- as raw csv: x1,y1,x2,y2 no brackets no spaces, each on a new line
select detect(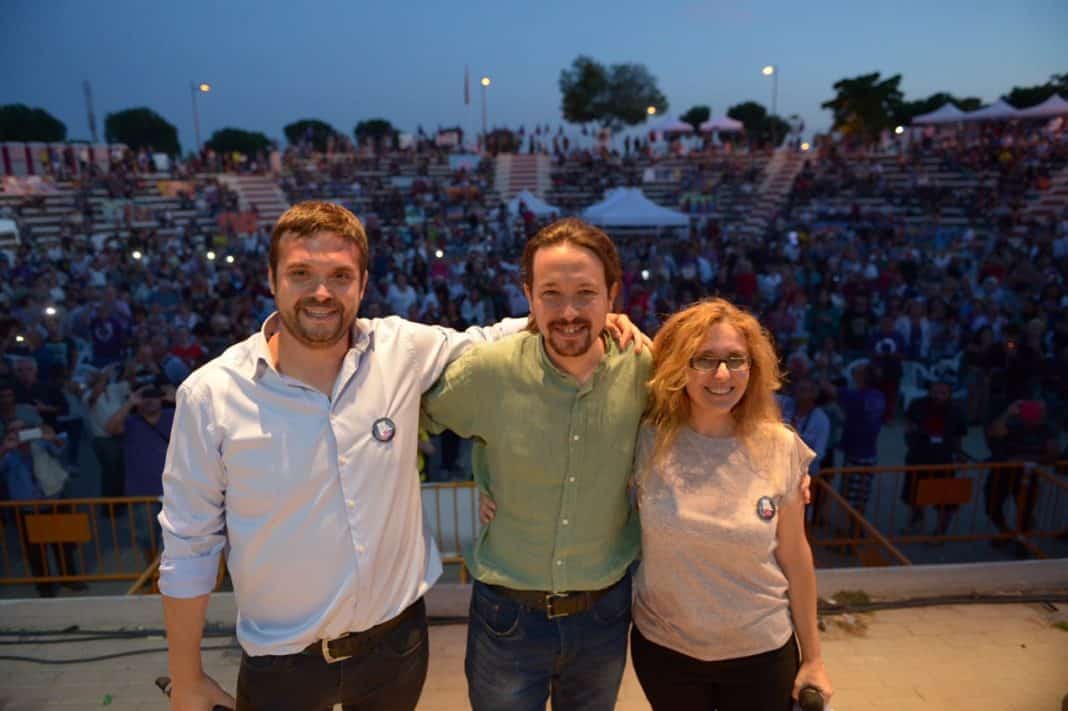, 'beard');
278,297,354,349
545,317,596,358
